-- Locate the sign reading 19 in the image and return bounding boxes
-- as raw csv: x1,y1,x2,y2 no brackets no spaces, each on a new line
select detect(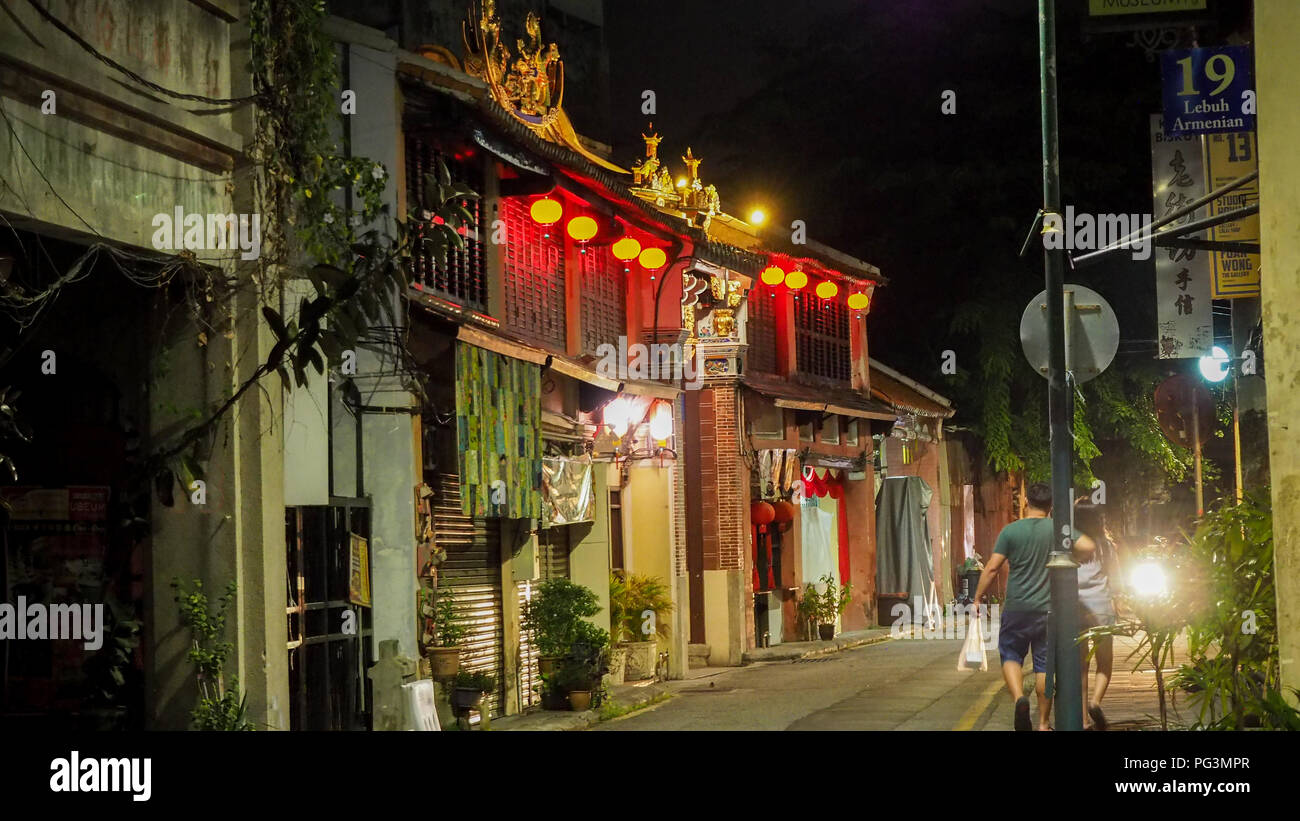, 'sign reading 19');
1173,51,1237,98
